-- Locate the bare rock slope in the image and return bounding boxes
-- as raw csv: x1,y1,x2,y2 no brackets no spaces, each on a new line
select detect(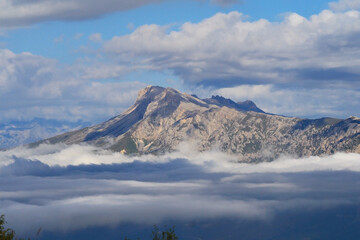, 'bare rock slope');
35,86,360,162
